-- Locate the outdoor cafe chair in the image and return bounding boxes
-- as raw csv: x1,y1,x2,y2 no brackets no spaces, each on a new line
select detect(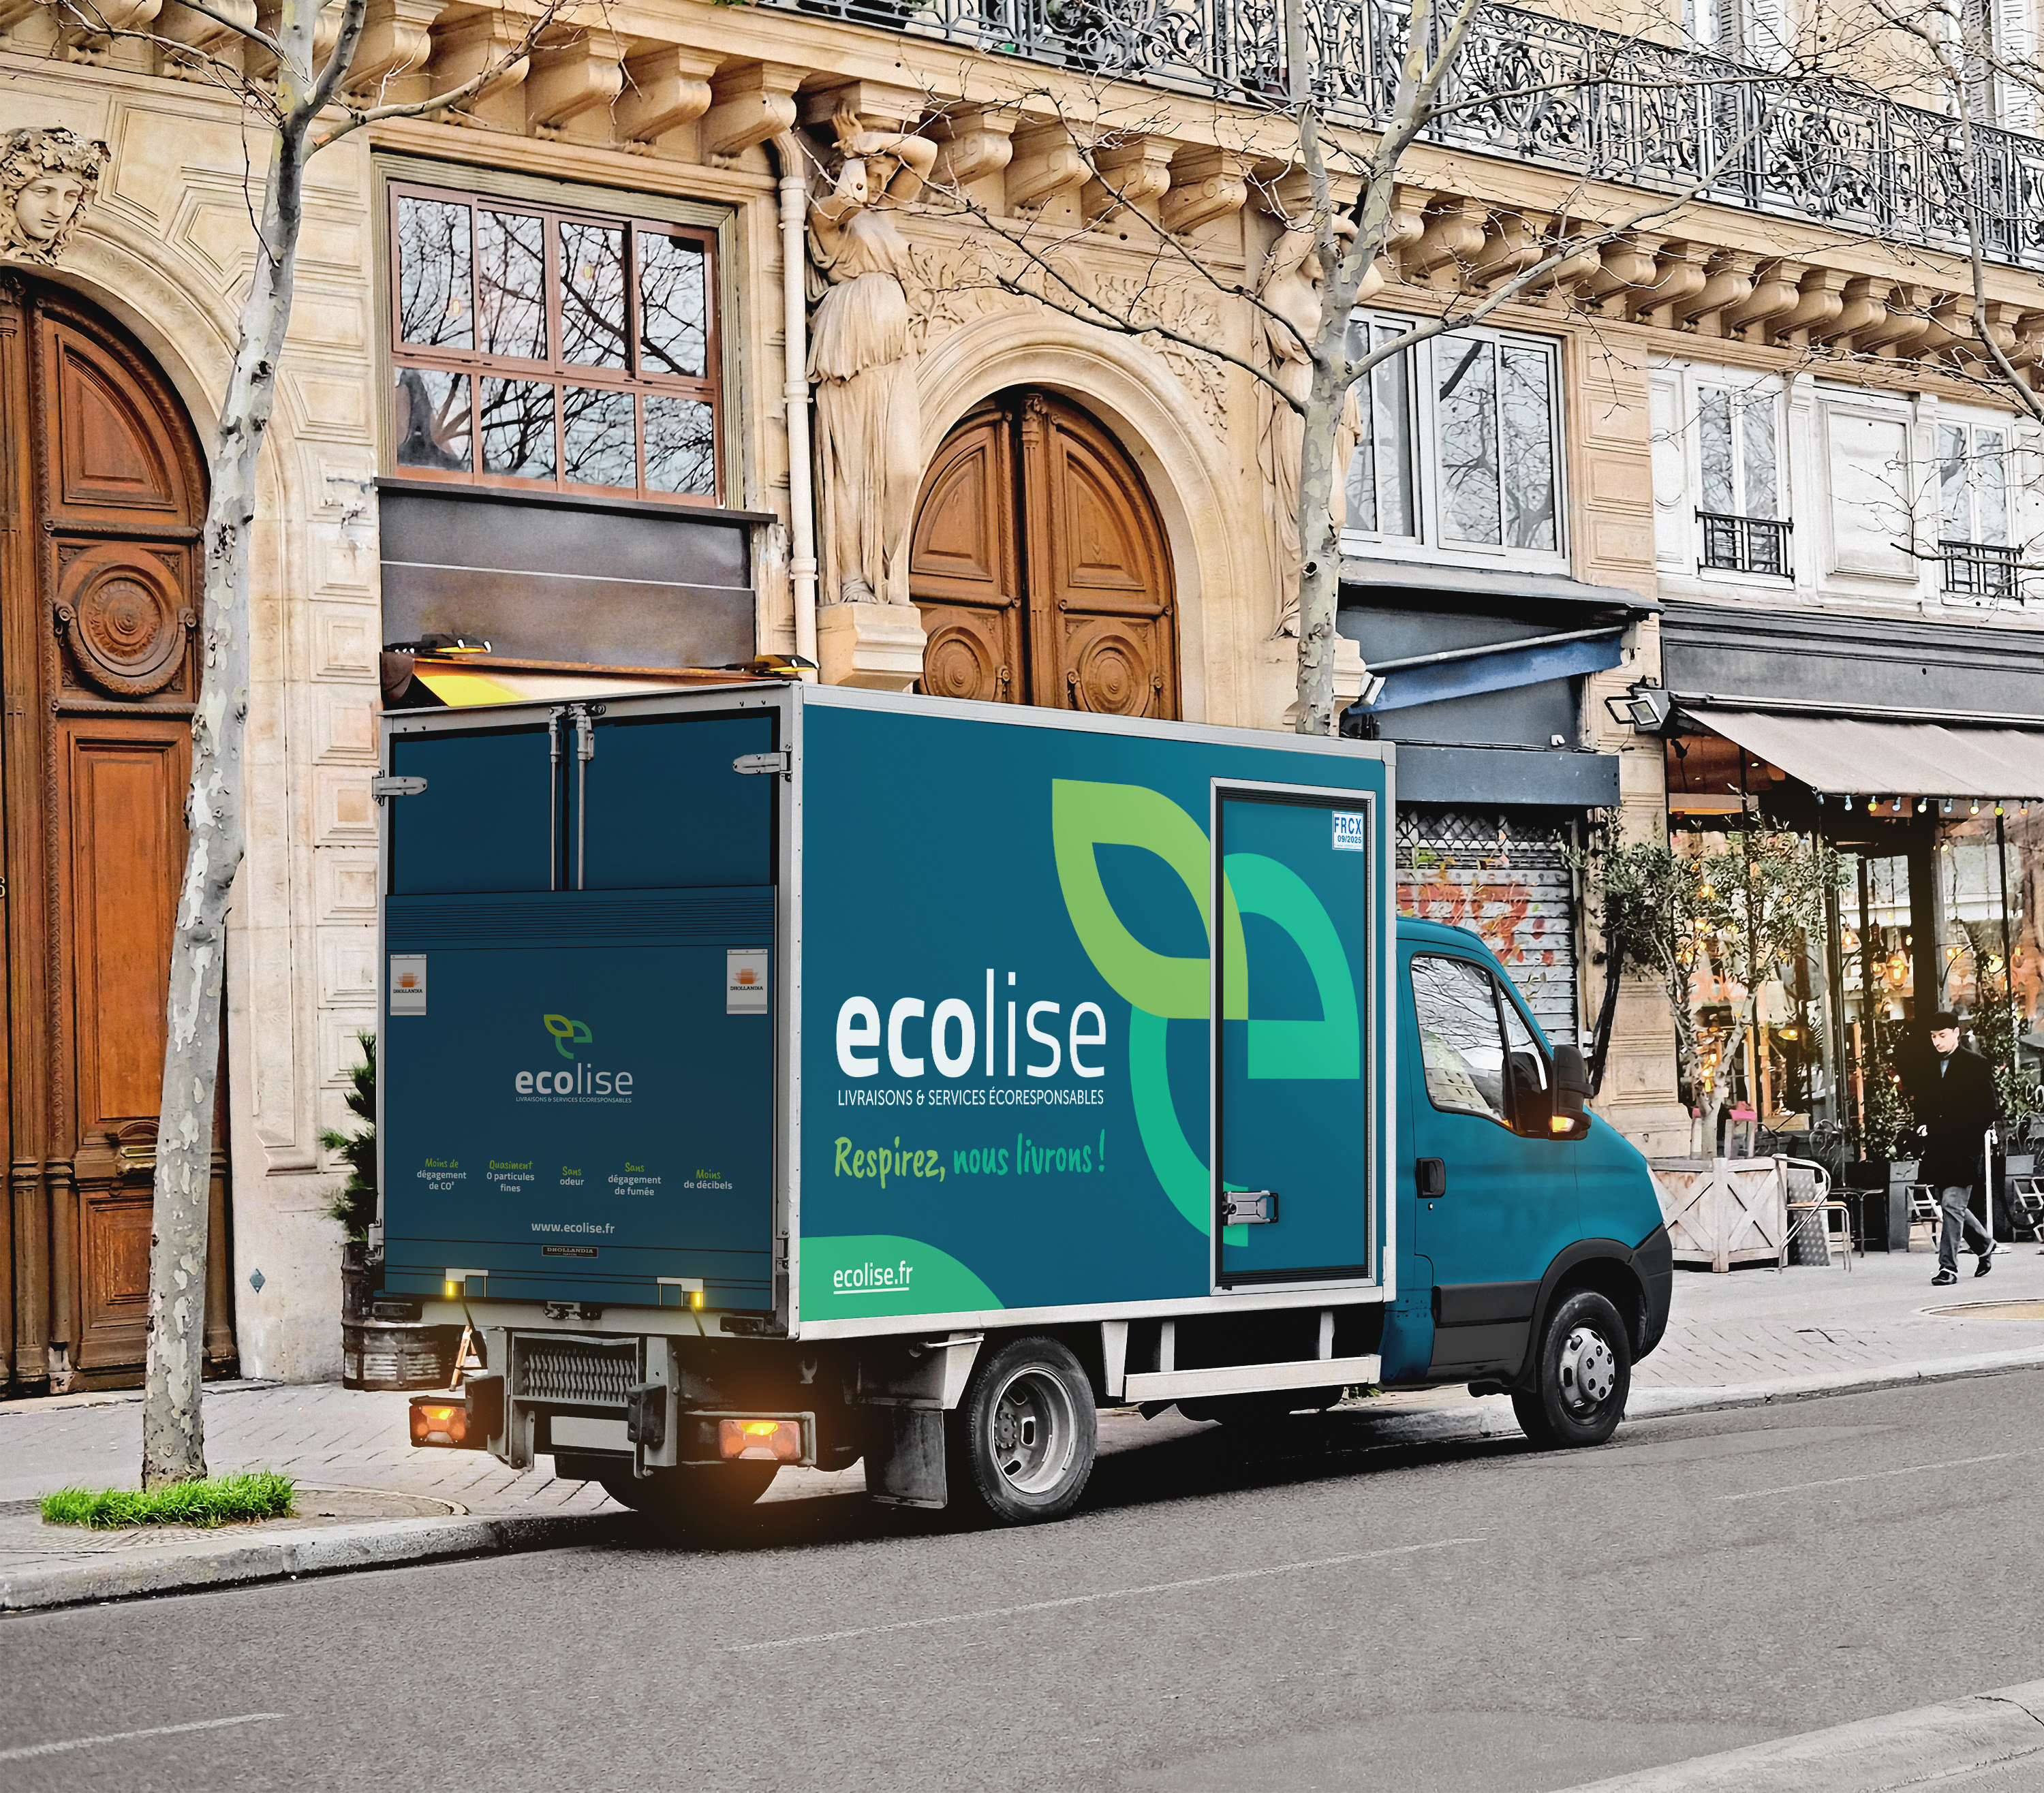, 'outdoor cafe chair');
1782,1157,1853,1270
